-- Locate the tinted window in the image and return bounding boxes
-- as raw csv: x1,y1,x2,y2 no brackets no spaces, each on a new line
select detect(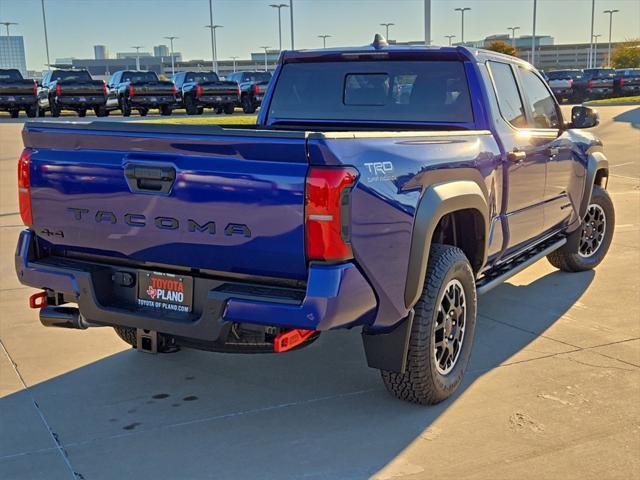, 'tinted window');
584,69,615,79
488,62,527,128
547,70,582,80
51,70,92,82
121,71,158,83
185,72,220,83
242,72,271,83
0,69,23,81
269,61,473,124
519,67,560,129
